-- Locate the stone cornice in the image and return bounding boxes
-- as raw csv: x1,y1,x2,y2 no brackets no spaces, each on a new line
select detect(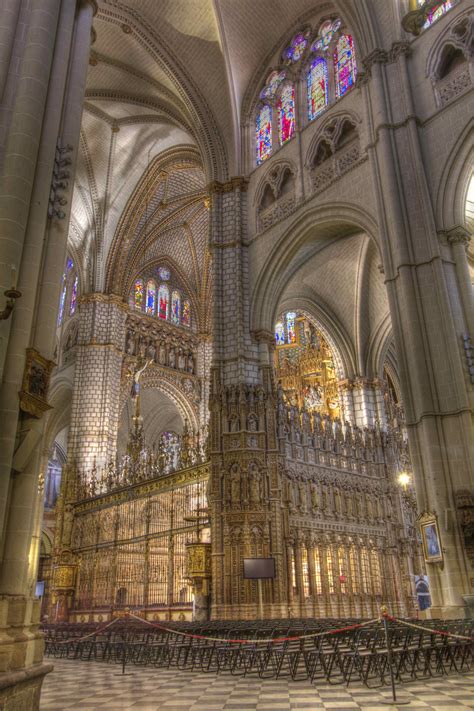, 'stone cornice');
207,177,249,194
78,292,128,312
